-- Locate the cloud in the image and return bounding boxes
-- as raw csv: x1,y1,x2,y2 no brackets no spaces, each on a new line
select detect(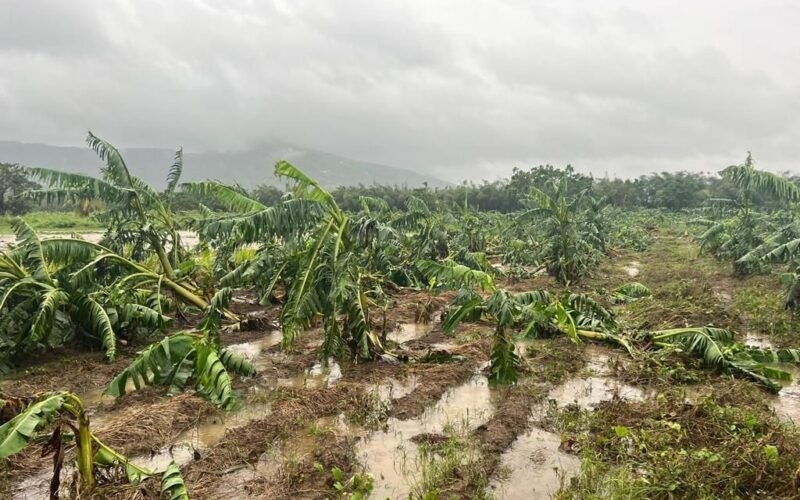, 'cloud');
1,0,799,180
